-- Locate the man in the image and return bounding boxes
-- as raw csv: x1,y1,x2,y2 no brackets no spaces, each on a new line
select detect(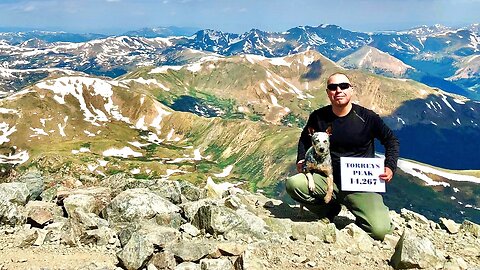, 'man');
285,72,399,241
